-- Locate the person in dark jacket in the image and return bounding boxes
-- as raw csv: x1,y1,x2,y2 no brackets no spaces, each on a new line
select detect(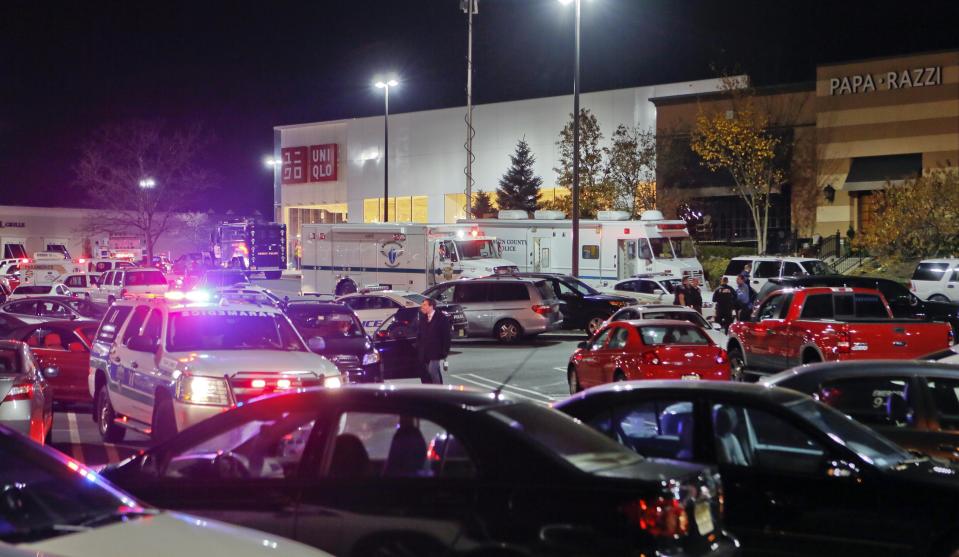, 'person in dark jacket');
686,278,704,314
417,298,451,384
712,276,737,332
673,277,689,306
